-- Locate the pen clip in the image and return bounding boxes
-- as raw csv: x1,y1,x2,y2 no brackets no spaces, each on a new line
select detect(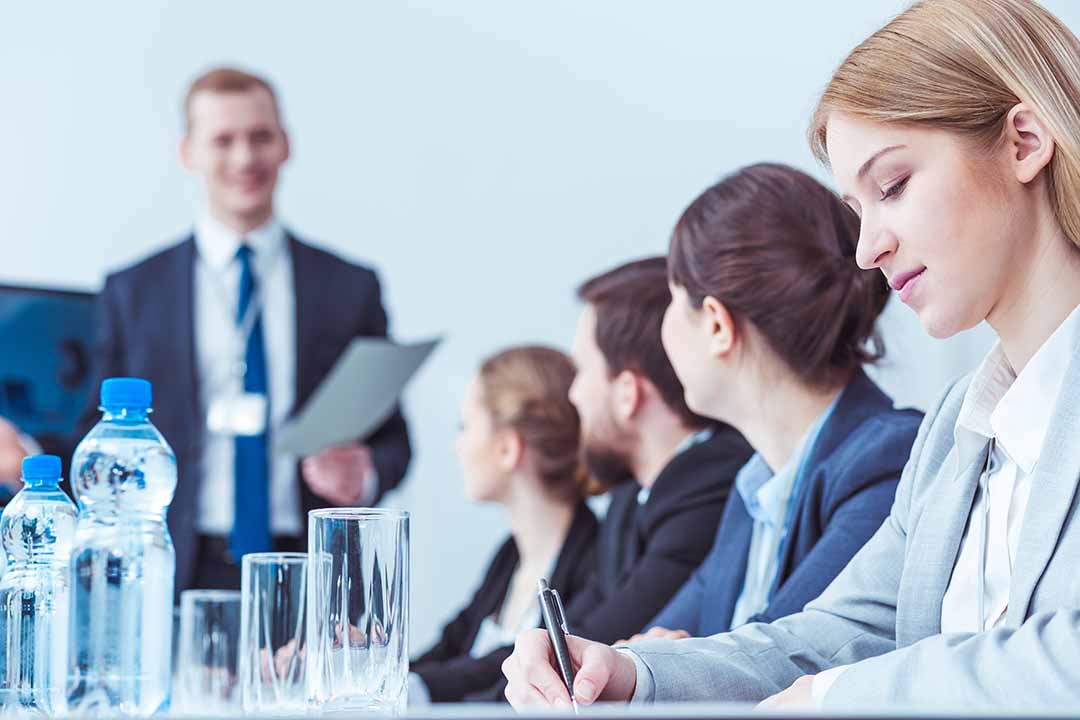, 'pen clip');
551,588,570,634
